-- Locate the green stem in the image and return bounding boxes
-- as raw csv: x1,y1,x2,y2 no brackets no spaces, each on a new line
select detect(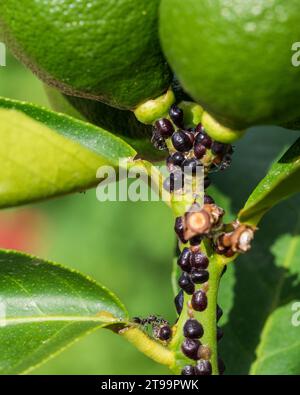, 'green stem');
120,326,175,367
199,242,224,374
169,240,226,375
